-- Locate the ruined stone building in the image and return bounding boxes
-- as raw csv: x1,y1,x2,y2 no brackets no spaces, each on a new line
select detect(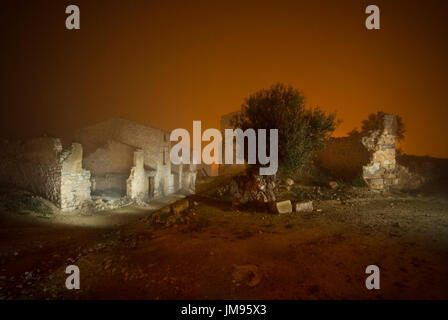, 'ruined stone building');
316,113,410,190
220,110,408,191
75,118,196,201
0,118,197,212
